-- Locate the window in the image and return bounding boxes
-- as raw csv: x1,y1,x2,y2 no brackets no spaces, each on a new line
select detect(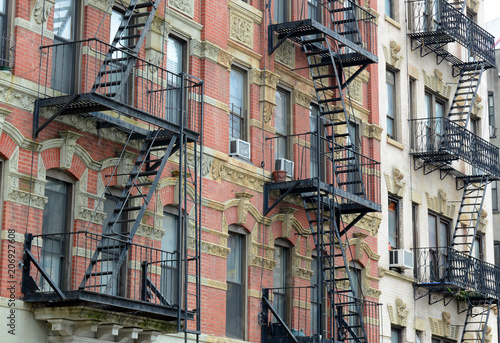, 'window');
274,0,287,23
273,244,290,324
41,175,72,291
230,67,247,140
391,328,401,343
0,0,10,67
346,120,362,194
100,191,128,296
108,8,133,103
52,0,77,93
348,262,363,337
386,69,397,139
471,117,481,174
425,92,446,150
385,0,394,18
428,213,449,281
275,88,290,160
412,203,419,276
160,208,181,306
310,255,319,335
494,241,500,265
388,198,399,250
166,36,186,125
226,230,246,339
309,104,324,179
308,0,321,22
492,181,498,212
488,92,495,137
409,79,416,148
472,234,484,260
